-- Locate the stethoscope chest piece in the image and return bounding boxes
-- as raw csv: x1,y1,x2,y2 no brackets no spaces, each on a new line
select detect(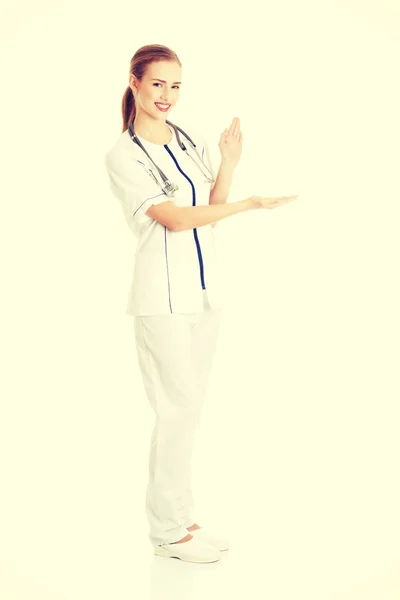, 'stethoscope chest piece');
163,179,179,196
